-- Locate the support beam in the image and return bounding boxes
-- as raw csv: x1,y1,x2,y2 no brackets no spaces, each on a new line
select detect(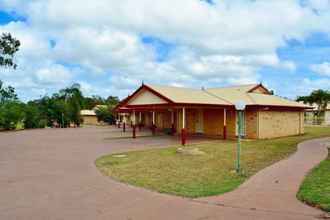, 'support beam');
152,111,156,135
139,112,142,123
181,107,187,146
223,108,227,140
139,112,142,131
